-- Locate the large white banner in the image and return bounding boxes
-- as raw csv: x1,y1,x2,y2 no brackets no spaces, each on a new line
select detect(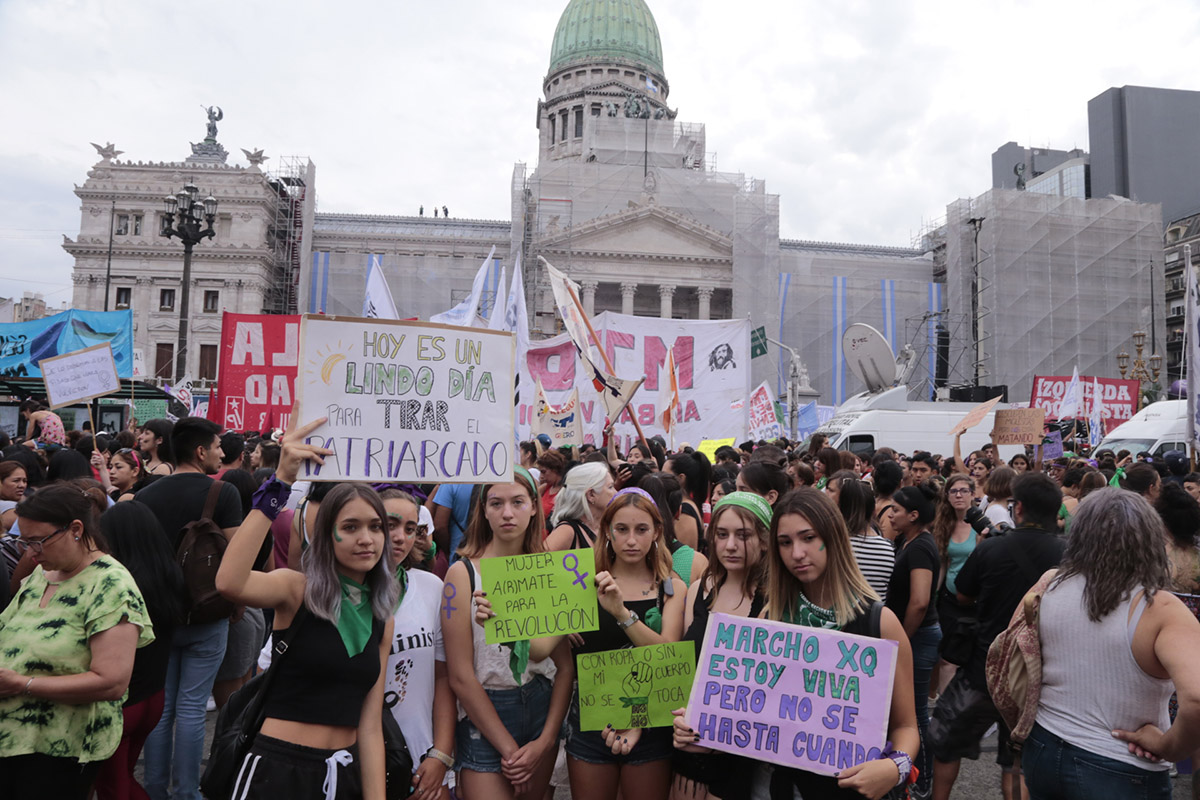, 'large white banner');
295,314,515,483
516,313,750,449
